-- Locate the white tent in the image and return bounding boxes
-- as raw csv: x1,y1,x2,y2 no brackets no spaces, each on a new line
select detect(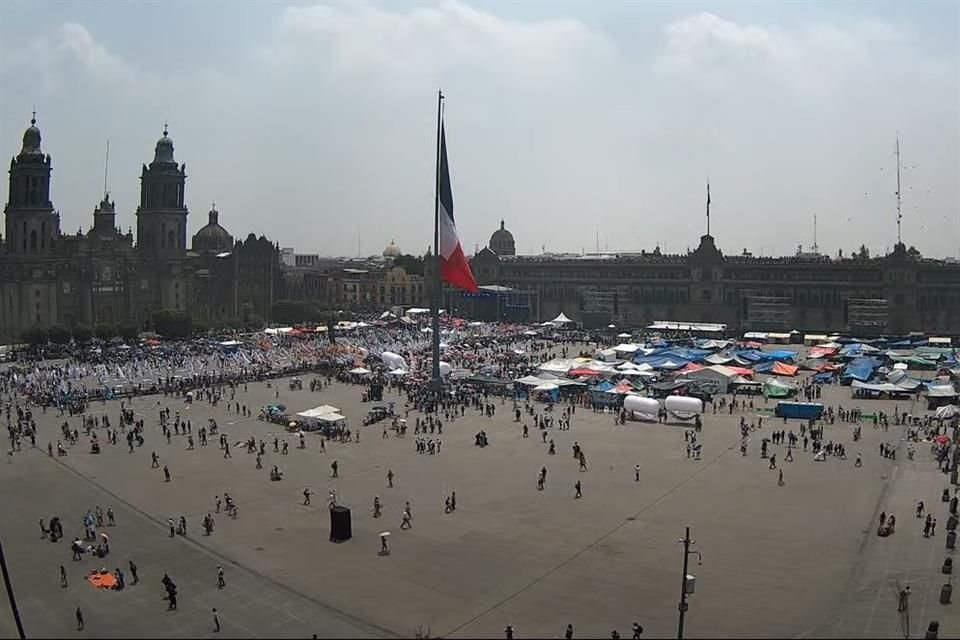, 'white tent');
551,312,573,324
595,348,618,362
297,405,341,420
534,382,559,392
348,367,371,376
617,332,632,339
539,359,576,375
